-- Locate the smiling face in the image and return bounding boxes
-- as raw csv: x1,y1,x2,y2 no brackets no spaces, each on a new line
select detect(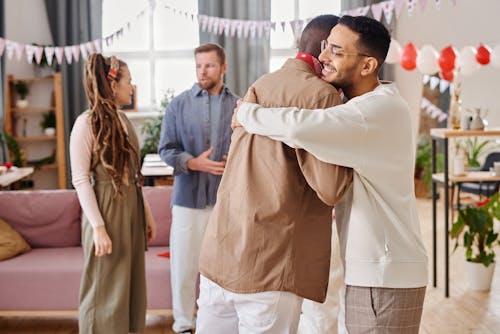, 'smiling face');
195,50,227,95
111,65,133,107
318,24,369,90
